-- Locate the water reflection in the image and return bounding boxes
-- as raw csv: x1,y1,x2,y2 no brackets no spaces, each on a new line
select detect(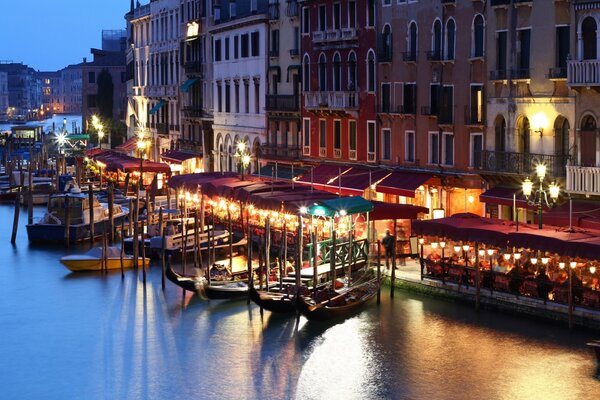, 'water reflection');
0,206,599,399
